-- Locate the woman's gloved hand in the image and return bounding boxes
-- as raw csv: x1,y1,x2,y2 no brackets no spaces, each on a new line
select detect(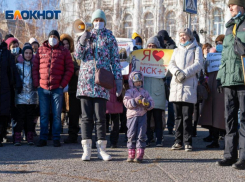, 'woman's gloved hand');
78,31,91,46
115,79,123,97
175,70,186,83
